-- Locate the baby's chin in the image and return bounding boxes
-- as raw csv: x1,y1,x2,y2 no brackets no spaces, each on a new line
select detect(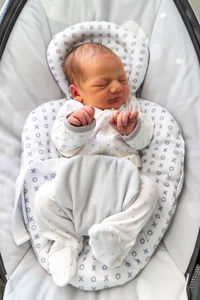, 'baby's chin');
108,101,126,110
100,98,126,110
109,103,123,110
